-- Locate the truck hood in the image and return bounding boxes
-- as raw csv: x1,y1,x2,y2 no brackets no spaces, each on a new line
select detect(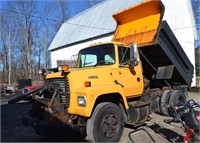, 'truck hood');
45,66,116,87
67,66,116,87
